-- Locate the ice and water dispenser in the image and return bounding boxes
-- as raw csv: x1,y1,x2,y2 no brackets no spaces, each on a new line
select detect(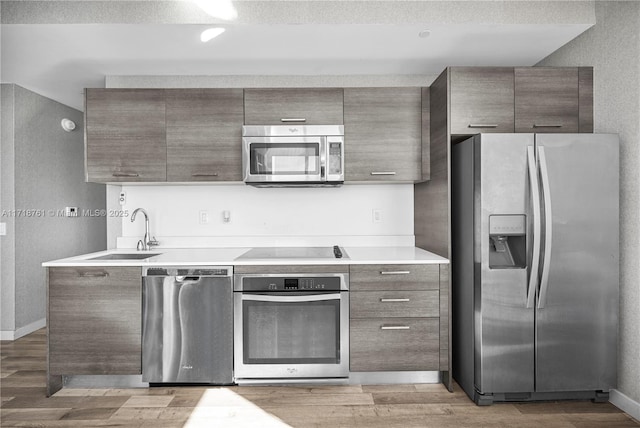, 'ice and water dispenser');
488,215,527,269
